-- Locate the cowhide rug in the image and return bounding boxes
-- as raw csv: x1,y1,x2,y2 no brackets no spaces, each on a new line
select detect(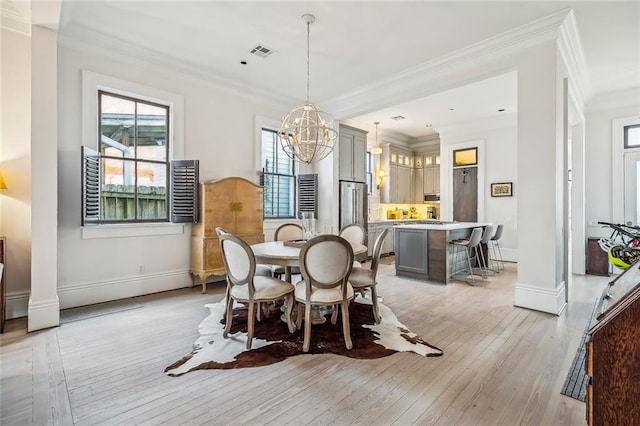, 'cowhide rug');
165,296,443,377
